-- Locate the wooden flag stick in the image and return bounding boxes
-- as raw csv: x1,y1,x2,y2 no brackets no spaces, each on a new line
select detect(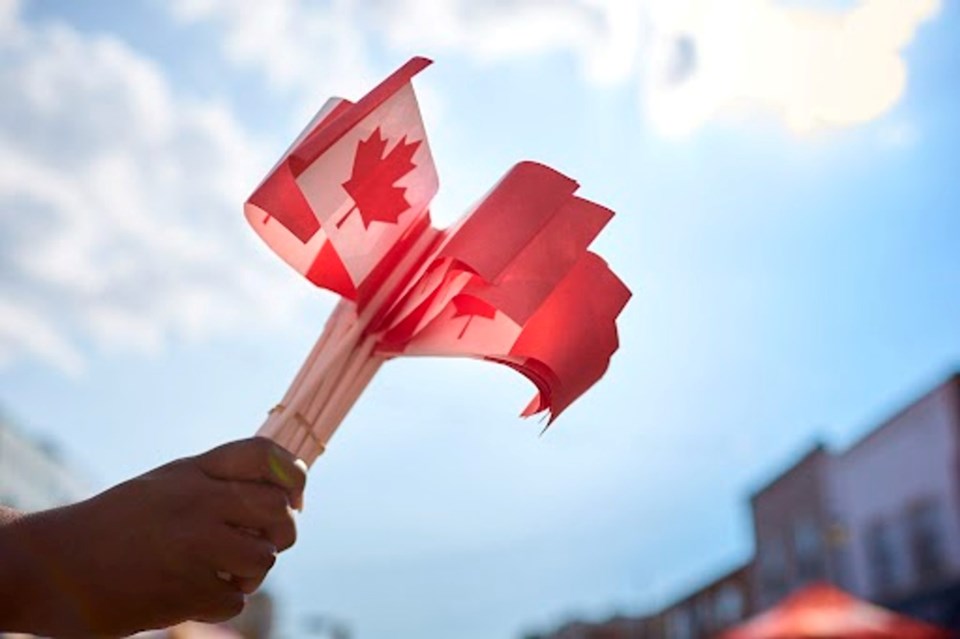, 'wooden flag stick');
286,337,376,462
285,317,361,417
280,302,347,406
309,334,375,425
256,306,360,448
319,356,383,439
286,222,434,424
298,353,384,464
259,222,440,460
303,333,363,424
291,331,377,458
